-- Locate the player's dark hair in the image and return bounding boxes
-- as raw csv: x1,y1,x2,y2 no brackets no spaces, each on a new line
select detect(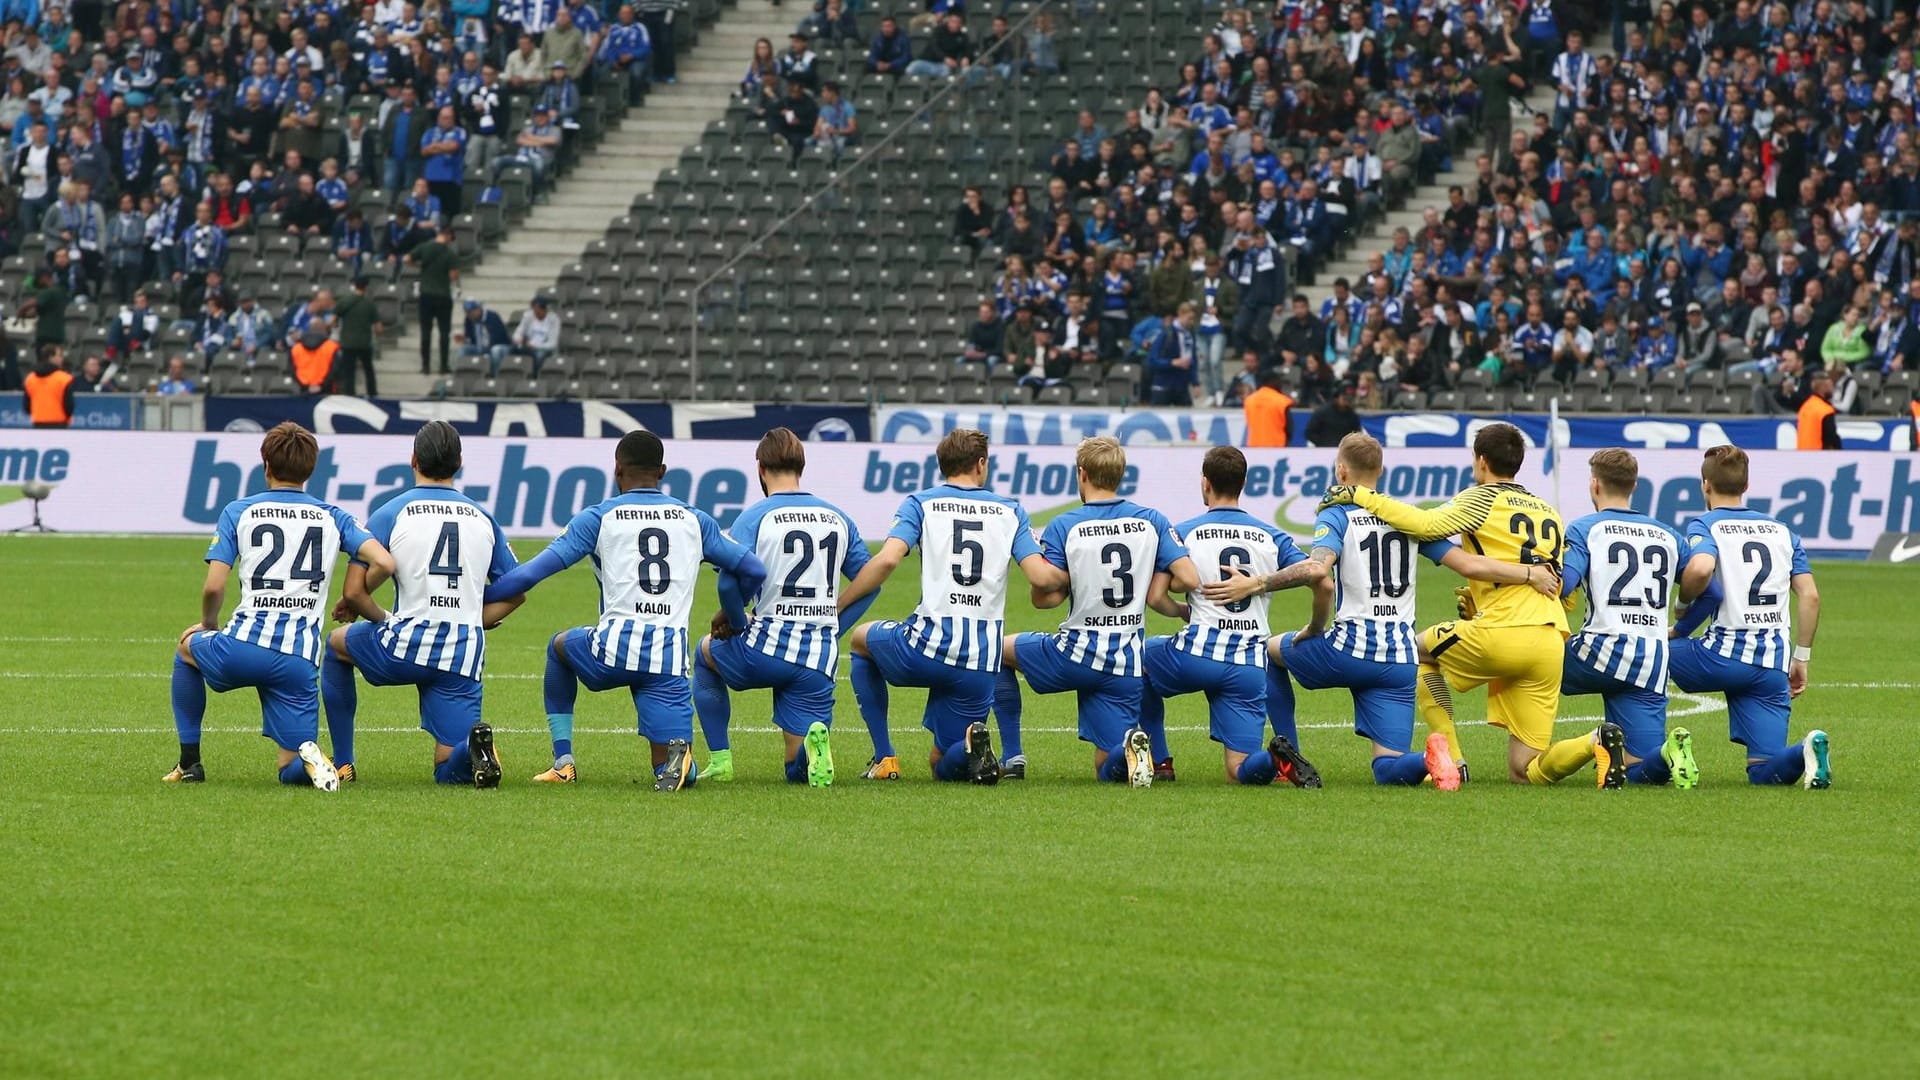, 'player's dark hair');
413,420,462,481
936,428,991,479
260,422,318,485
1077,436,1128,492
1337,432,1383,478
756,427,807,476
1589,448,1638,495
616,429,666,486
1701,445,1750,496
1202,445,1247,499
1473,422,1526,479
